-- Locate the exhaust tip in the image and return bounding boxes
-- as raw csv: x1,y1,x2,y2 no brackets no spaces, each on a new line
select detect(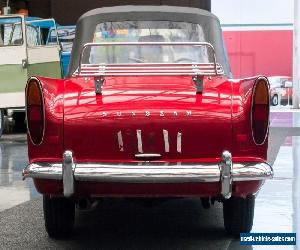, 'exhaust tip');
76,198,99,210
